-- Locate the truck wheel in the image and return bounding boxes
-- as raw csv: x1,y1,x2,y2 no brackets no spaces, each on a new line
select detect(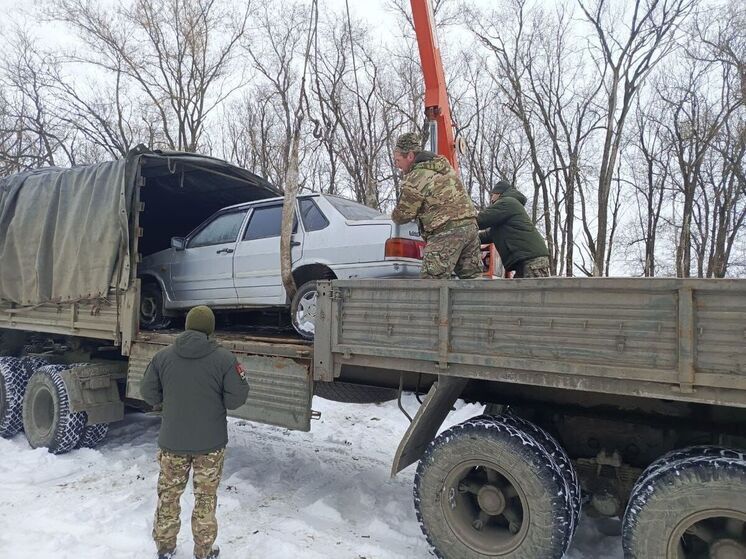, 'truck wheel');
76,415,109,449
414,416,573,559
314,381,398,404
0,357,28,438
485,413,581,533
22,365,86,454
291,281,320,340
629,445,731,500
623,451,746,559
140,283,172,330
